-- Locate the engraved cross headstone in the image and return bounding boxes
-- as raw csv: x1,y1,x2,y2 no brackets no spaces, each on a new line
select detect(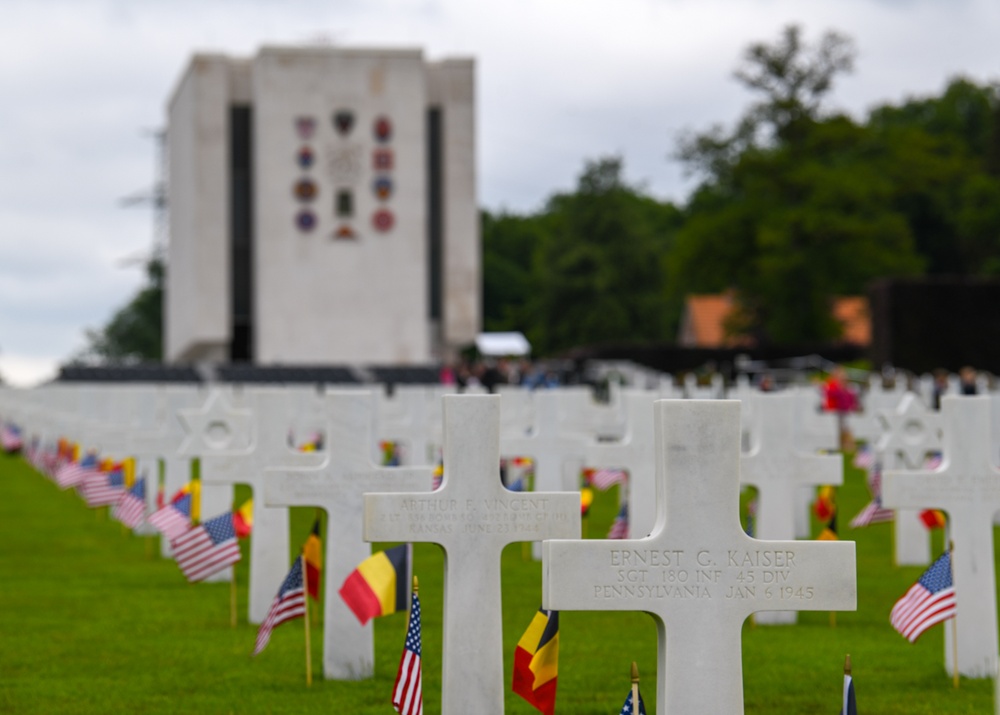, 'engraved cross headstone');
882,395,1000,678
583,391,658,538
178,387,325,623
791,386,841,537
265,391,433,680
741,393,843,623
364,395,581,714
501,390,585,492
167,387,237,581
501,390,587,559
876,392,943,566
542,399,856,714
131,385,207,559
